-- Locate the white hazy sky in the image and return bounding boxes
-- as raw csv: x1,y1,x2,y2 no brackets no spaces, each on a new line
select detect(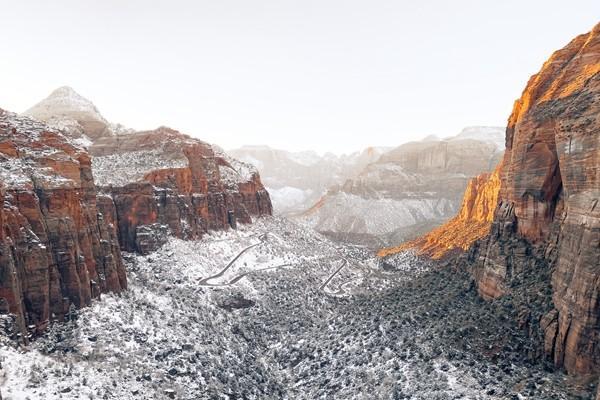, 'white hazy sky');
1,1,598,153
